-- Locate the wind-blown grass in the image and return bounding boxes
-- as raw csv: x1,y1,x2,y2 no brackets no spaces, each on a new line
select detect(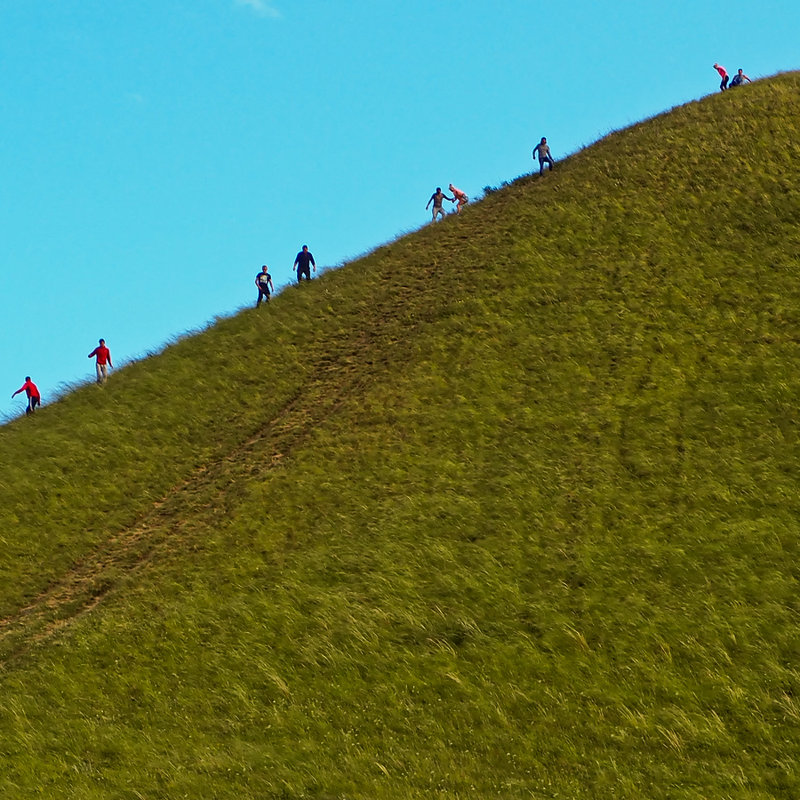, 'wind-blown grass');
0,73,799,798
